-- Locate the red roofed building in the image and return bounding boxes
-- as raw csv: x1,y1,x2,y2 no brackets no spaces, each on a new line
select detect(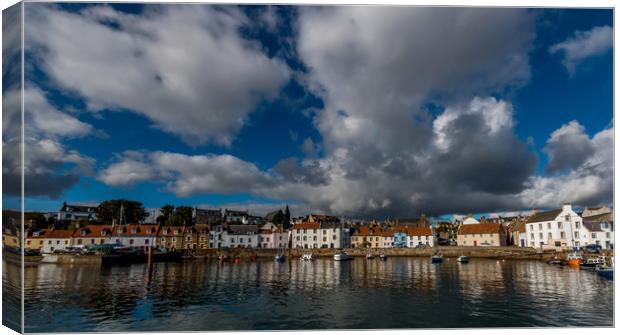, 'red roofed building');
457,223,506,247
406,227,435,247
72,225,114,248
42,229,75,253
351,226,382,248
